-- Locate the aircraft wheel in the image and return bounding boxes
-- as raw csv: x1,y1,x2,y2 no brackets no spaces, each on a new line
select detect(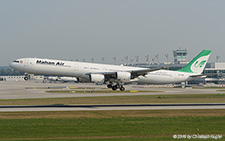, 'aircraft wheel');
107,84,113,88
120,86,125,91
24,77,28,81
112,86,117,91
